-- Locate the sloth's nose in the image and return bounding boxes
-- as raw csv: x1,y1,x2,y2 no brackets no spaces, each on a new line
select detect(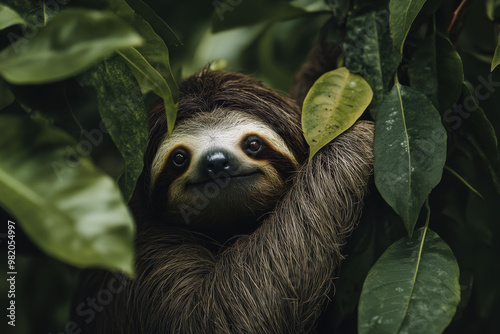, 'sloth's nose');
202,150,238,177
